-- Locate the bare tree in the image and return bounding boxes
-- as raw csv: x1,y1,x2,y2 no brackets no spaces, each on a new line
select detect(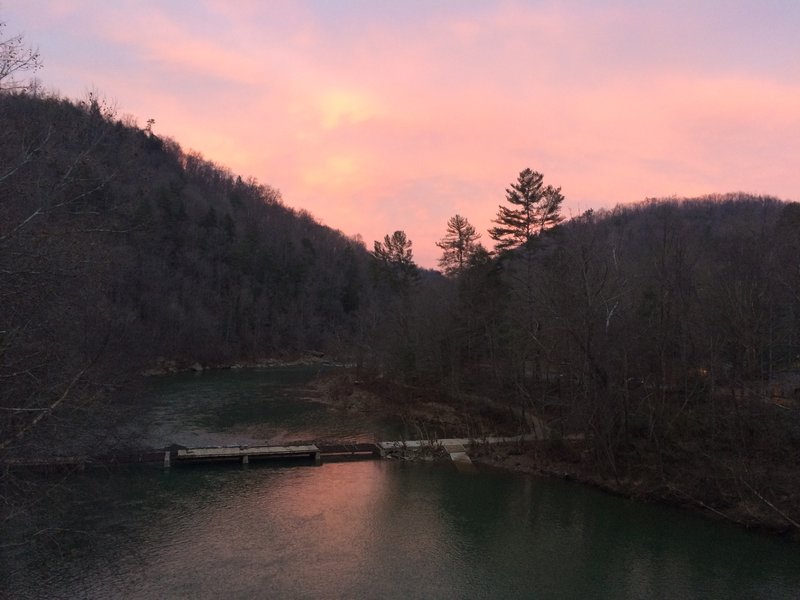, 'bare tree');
0,21,42,92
